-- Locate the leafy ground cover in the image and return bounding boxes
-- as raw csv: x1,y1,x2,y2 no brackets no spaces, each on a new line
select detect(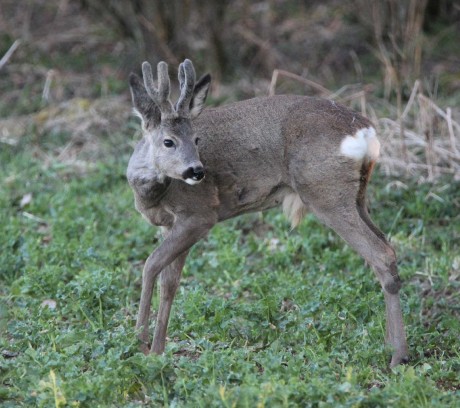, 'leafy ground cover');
1,1,459,406
0,122,459,407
